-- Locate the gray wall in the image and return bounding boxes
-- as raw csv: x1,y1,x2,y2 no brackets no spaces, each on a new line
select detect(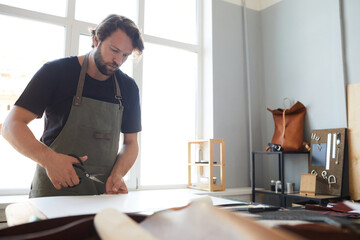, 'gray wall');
258,0,347,187
260,0,347,139
206,0,359,188
343,0,360,85
212,0,250,188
